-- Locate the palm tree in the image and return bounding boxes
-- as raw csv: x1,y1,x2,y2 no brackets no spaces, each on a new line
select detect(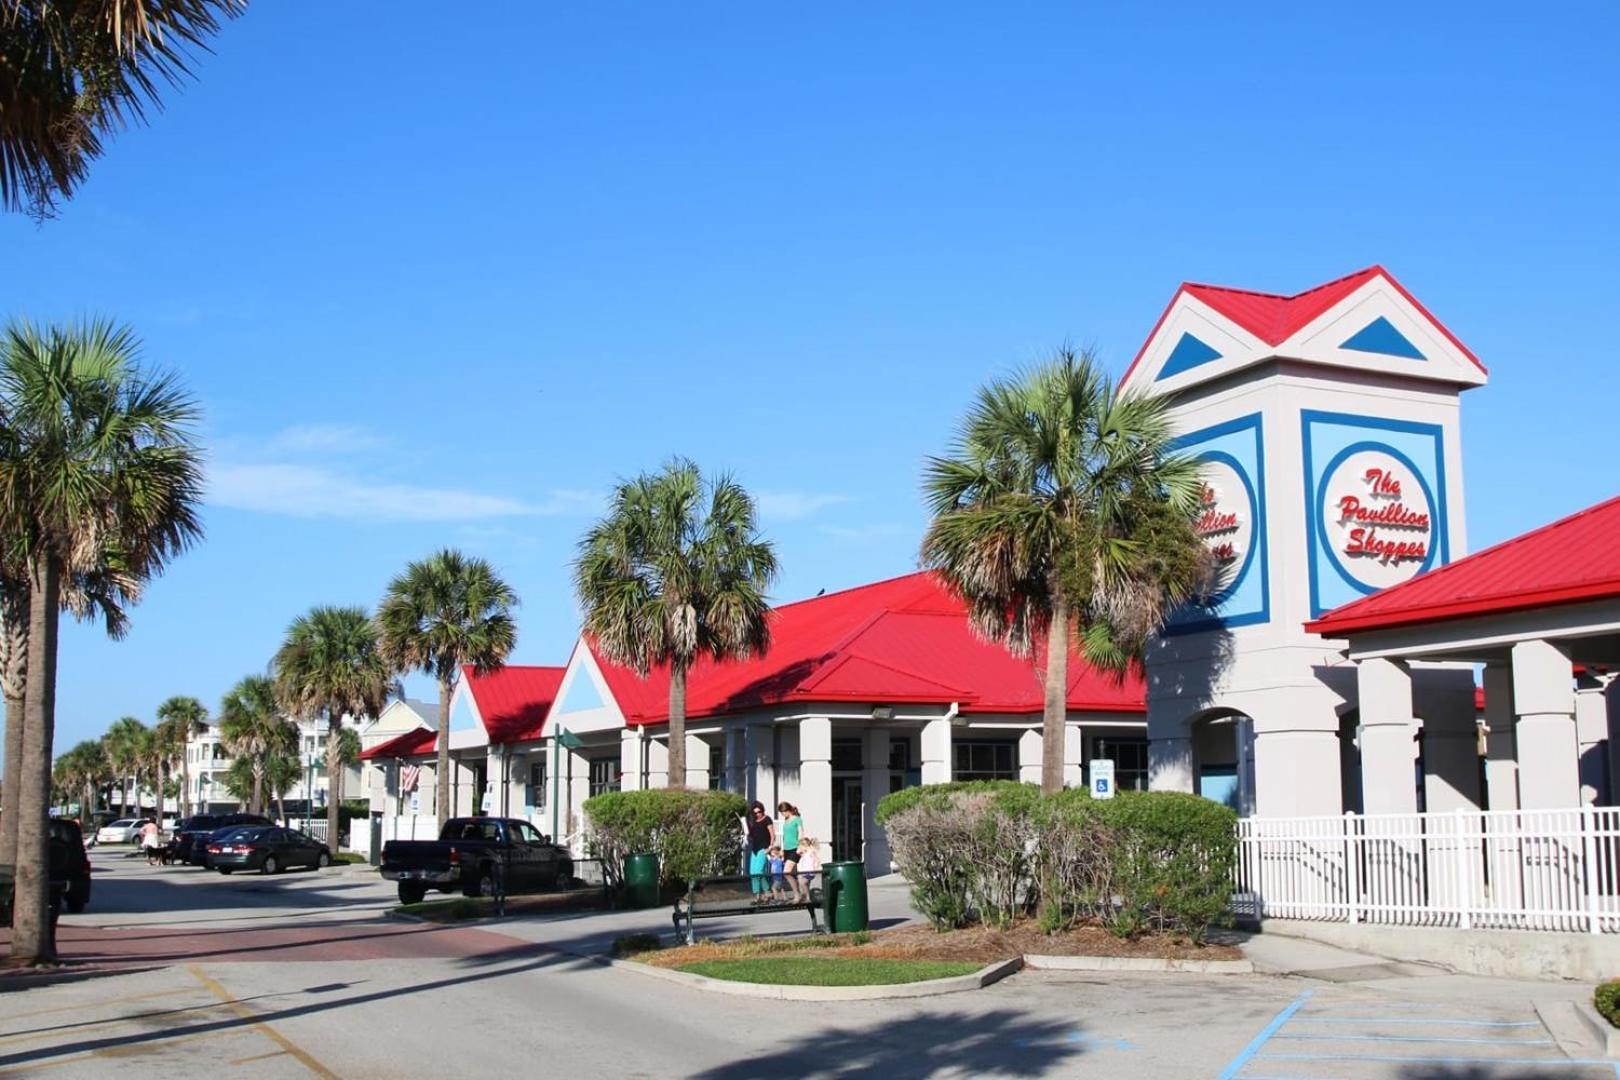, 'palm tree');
274,606,394,847
0,318,203,962
0,0,244,218
55,738,108,820
574,461,778,787
264,753,301,825
377,550,517,828
218,676,295,815
102,716,148,816
922,348,1209,793
154,696,208,819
